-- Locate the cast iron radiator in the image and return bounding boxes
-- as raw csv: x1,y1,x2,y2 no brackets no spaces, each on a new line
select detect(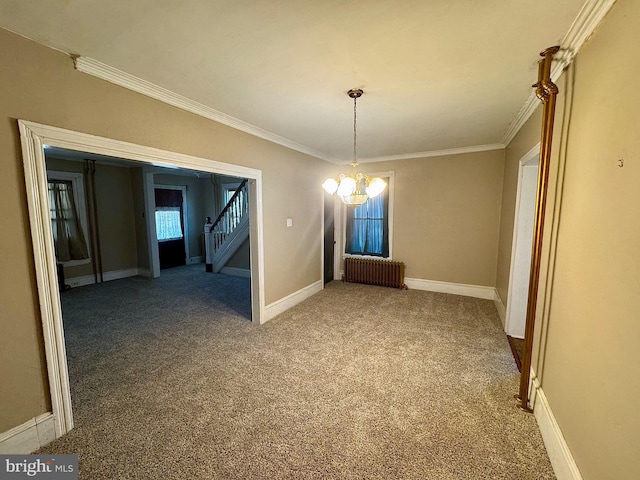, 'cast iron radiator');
343,257,407,289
